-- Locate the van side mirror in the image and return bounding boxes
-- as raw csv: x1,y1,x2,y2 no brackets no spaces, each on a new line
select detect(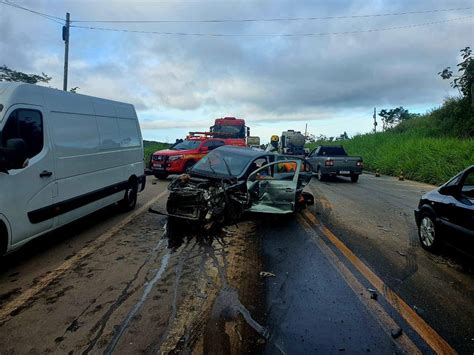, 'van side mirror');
0,139,28,171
